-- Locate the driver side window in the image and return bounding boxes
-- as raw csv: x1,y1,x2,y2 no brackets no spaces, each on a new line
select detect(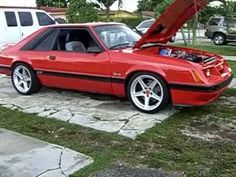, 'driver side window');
55,29,100,53
33,28,101,53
